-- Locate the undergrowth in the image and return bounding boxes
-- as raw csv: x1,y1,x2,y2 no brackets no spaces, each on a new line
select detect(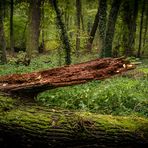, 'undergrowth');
0,53,148,118
0,52,98,75
37,77,148,117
